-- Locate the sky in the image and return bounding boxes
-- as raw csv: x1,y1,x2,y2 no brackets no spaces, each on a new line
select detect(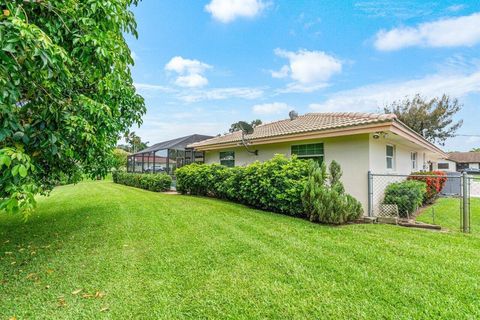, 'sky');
126,0,480,152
